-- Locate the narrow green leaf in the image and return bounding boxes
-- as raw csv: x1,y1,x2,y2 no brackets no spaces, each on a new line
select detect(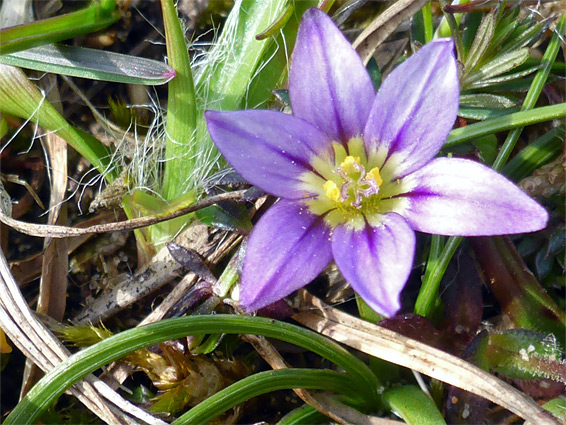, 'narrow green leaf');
461,12,484,54
459,93,517,109
501,17,548,54
458,106,519,121
383,385,446,425
173,369,359,425
464,9,496,72
414,236,461,319
445,103,566,147
0,64,115,180
465,65,541,90
160,0,197,201
419,2,434,44
462,48,530,87
5,315,378,425
0,0,119,55
502,126,564,182
484,8,519,55
0,44,175,85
